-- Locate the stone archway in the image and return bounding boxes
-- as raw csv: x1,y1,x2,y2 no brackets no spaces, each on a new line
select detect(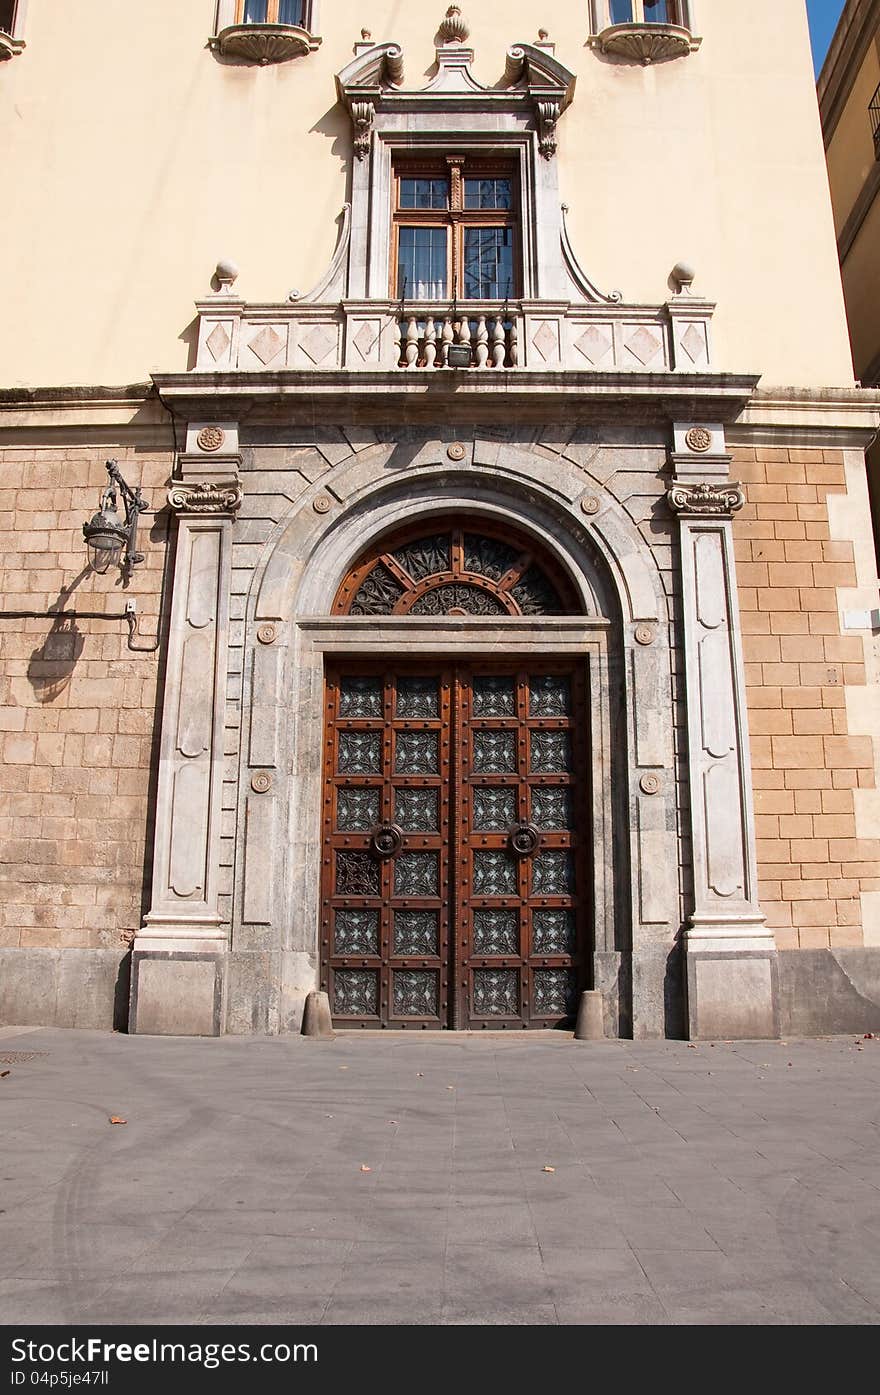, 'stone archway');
233,446,680,1037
